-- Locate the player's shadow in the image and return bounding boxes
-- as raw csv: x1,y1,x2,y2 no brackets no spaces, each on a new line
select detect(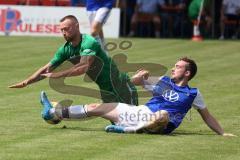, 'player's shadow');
50,125,104,132
51,126,214,136
169,130,215,136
